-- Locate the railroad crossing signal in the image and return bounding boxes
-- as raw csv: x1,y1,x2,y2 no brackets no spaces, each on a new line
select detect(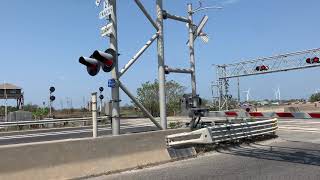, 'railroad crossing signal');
306,57,319,64
49,86,56,102
49,86,55,93
79,48,117,76
50,95,56,101
99,94,104,100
